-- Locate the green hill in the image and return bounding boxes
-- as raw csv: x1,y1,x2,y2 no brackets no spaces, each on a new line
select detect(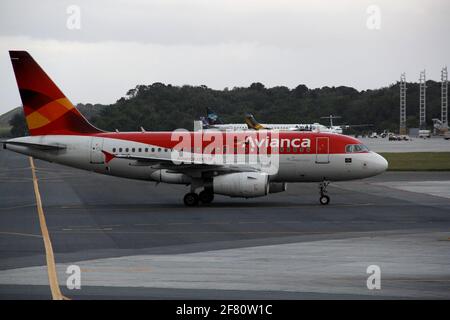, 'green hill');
91,81,443,133
0,106,21,127
0,106,21,137
3,80,445,137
